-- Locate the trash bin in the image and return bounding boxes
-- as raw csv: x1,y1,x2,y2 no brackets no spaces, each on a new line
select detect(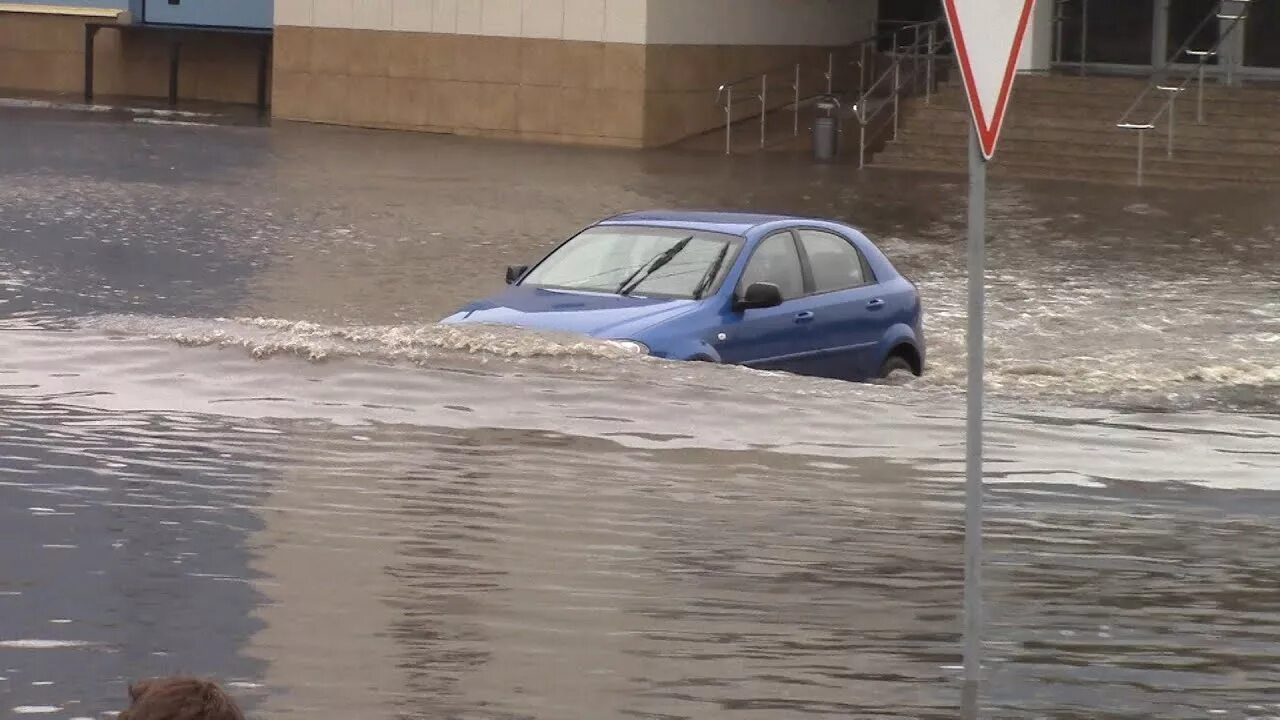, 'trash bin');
812,116,838,161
